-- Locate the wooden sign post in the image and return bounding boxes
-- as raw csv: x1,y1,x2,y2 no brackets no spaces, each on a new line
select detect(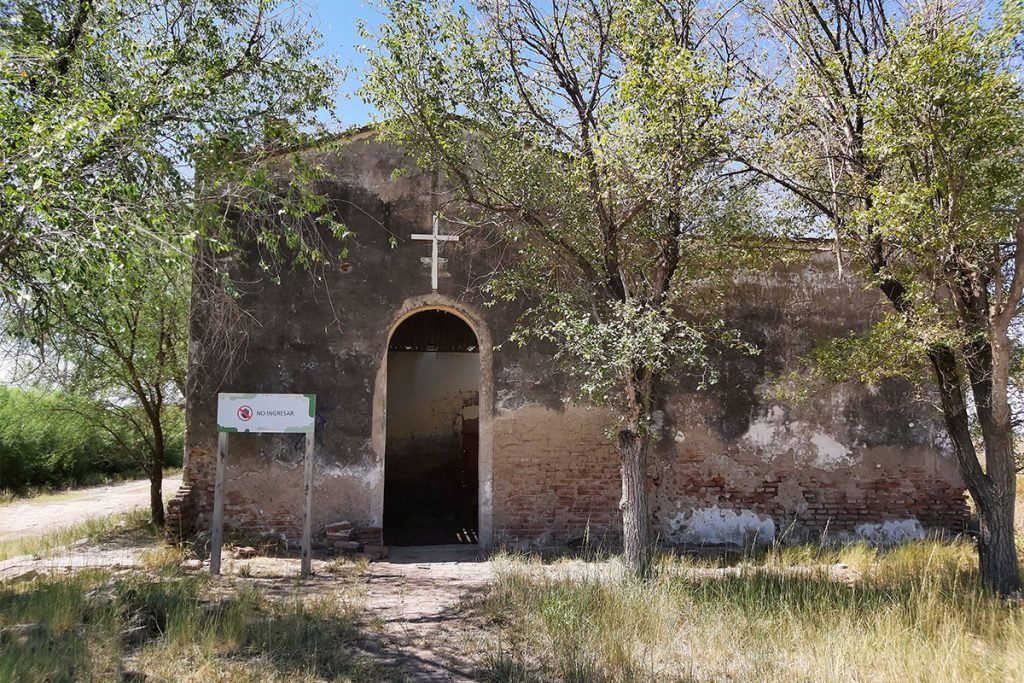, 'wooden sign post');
212,393,317,577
